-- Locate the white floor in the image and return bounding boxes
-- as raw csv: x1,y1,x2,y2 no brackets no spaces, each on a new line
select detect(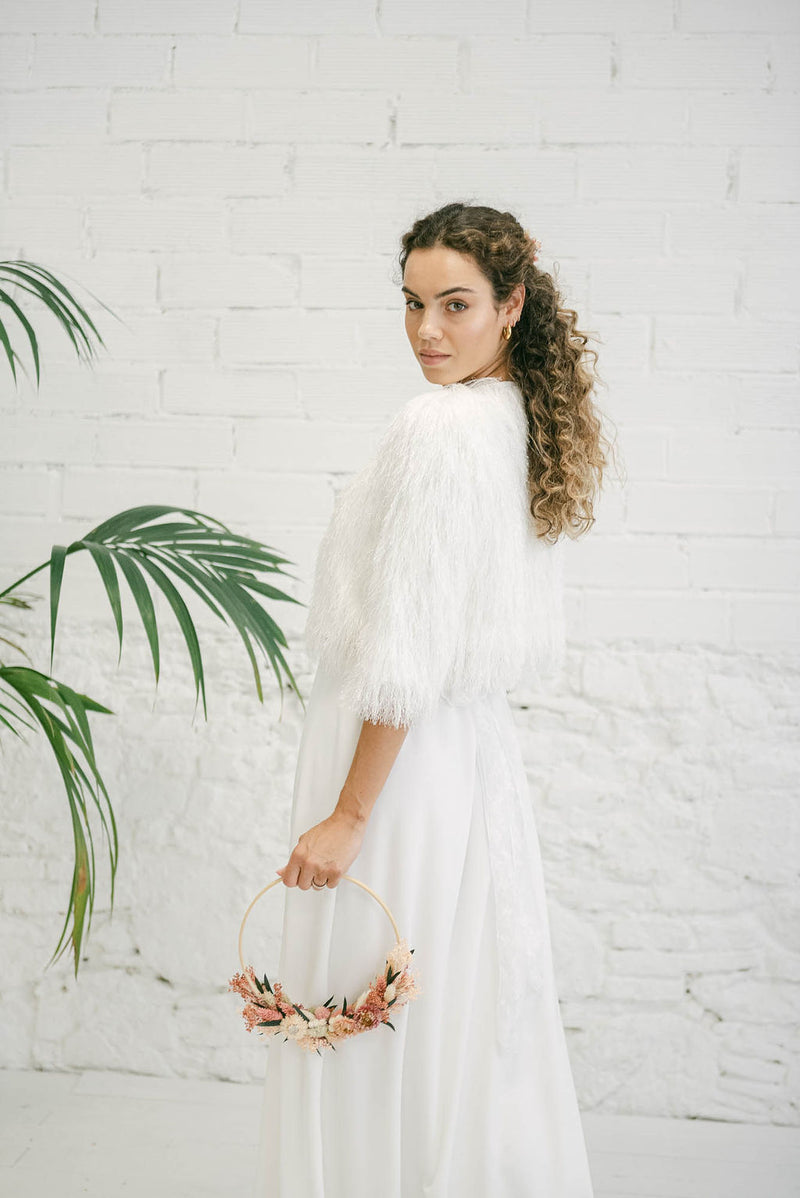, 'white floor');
1,1067,798,1197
